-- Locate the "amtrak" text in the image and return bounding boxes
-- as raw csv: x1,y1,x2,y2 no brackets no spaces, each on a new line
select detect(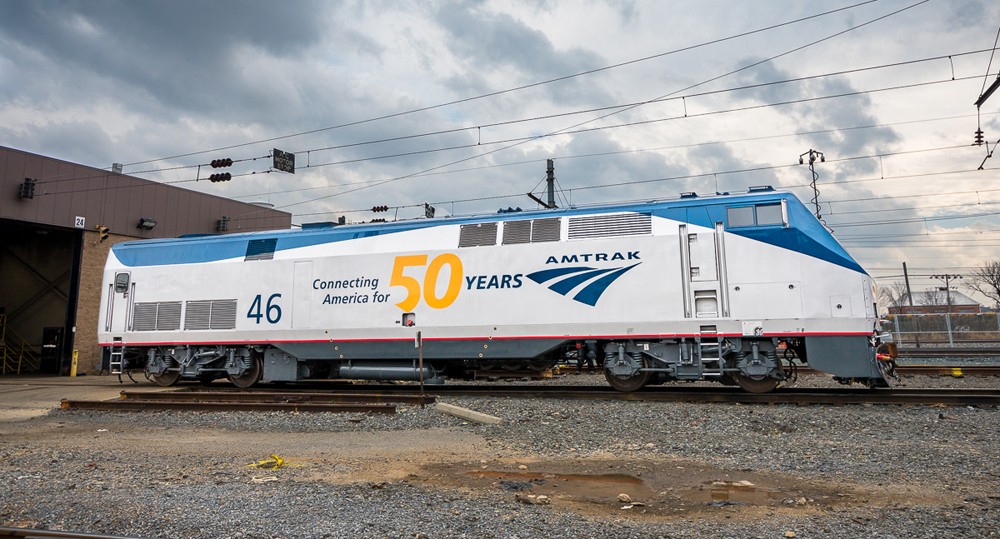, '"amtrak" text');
545,251,639,264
